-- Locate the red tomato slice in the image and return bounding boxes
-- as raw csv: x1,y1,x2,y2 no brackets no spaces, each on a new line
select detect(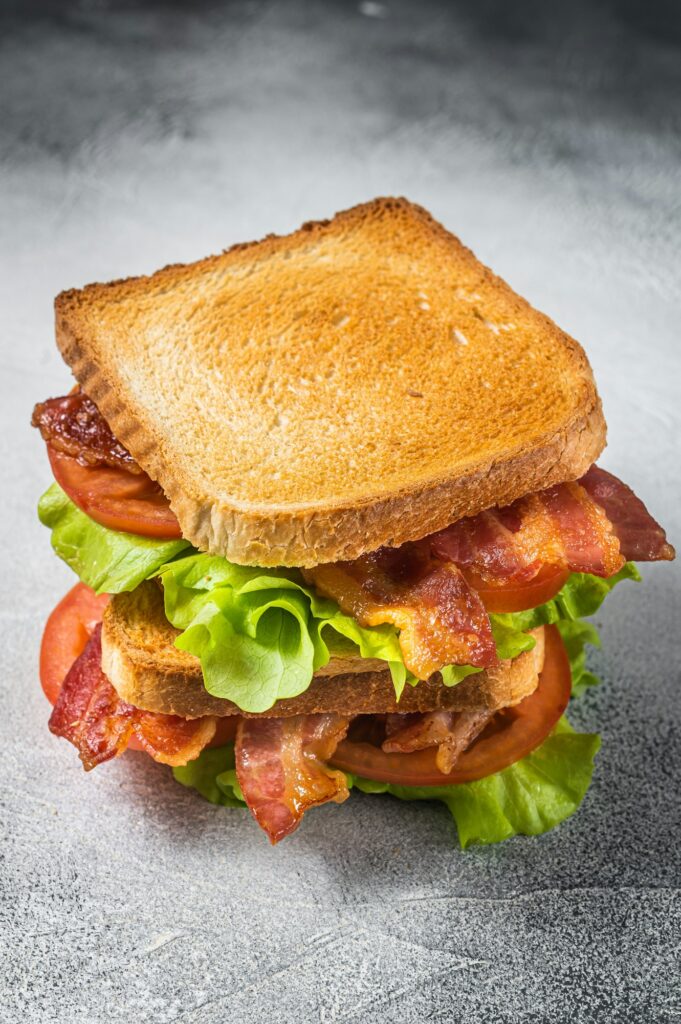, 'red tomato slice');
40,583,237,751
464,564,570,613
48,445,181,539
330,625,571,786
40,582,110,705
